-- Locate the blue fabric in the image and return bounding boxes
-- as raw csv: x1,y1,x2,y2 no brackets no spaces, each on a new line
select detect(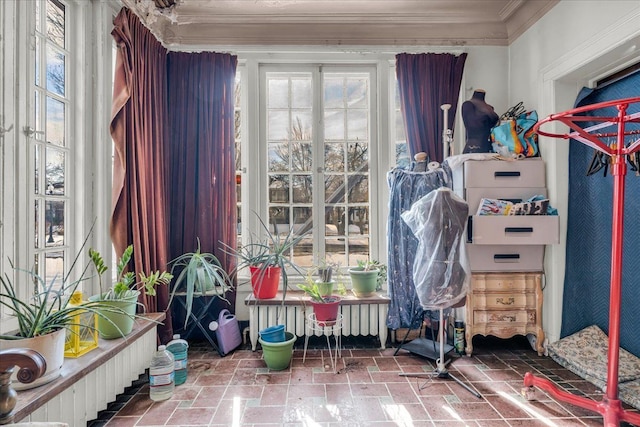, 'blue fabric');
386,166,451,330
562,72,640,357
